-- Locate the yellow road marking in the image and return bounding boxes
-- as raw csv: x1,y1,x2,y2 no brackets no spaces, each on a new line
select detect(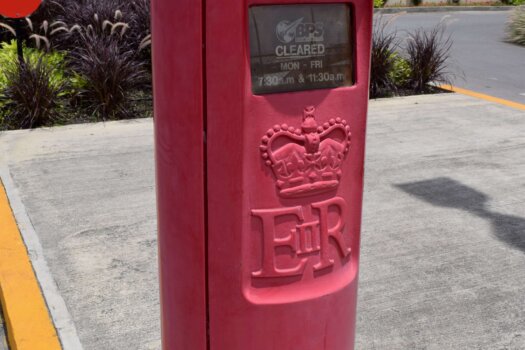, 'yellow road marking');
0,180,61,350
440,84,525,112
